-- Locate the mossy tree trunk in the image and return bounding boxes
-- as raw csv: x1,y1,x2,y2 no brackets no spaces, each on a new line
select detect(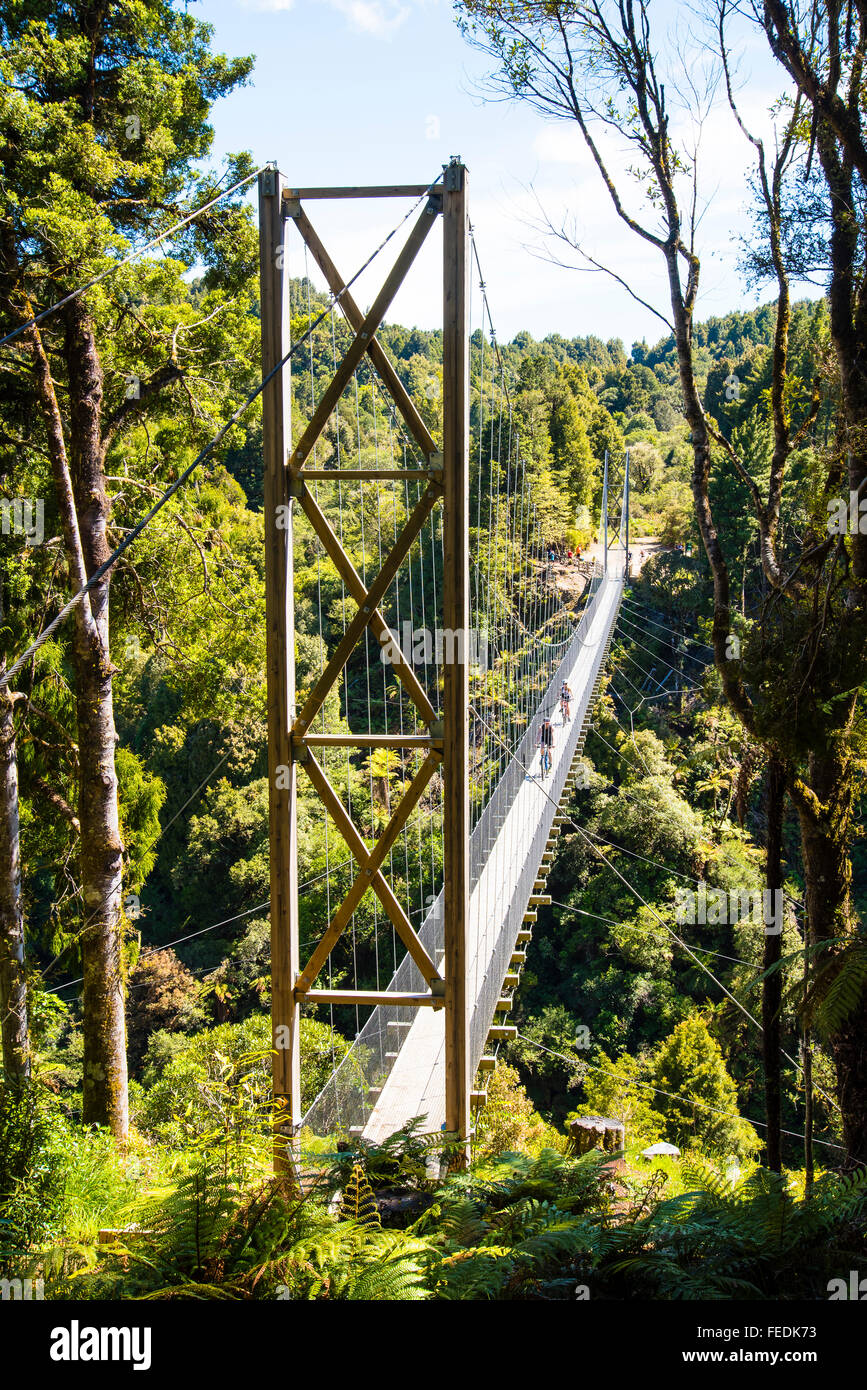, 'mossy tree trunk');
0,664,29,1079
793,748,867,1162
64,300,128,1142
763,757,785,1173
23,307,128,1139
